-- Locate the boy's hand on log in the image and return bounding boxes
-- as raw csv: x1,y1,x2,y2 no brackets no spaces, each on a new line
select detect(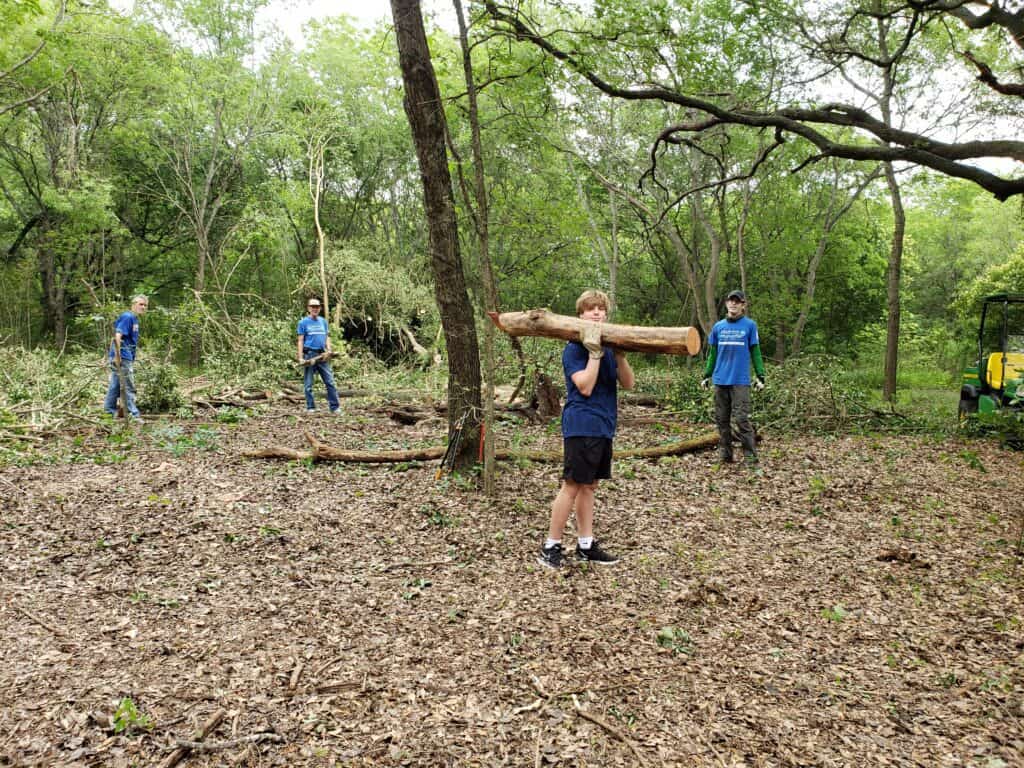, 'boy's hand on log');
580,324,604,359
